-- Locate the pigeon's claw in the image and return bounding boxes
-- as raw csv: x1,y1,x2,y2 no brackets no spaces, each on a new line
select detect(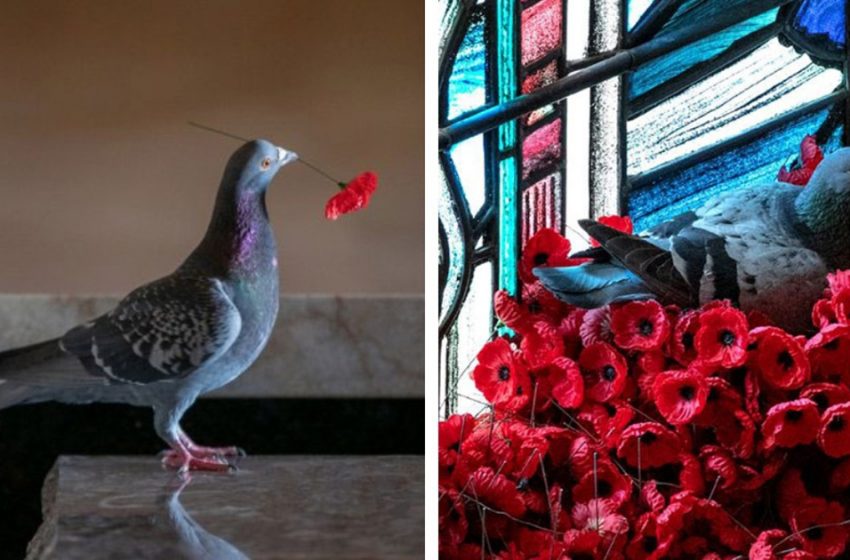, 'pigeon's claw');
159,448,235,474
177,429,246,461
